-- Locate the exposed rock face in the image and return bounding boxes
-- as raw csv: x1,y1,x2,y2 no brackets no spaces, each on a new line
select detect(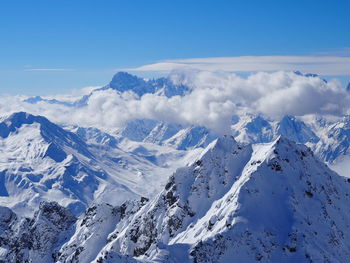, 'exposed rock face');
56,199,148,263
0,201,76,263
